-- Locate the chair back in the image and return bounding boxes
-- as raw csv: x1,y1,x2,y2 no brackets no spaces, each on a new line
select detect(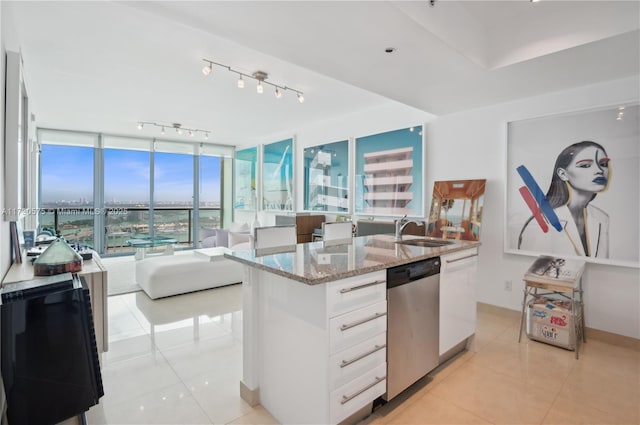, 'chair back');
322,221,353,242
253,225,297,250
